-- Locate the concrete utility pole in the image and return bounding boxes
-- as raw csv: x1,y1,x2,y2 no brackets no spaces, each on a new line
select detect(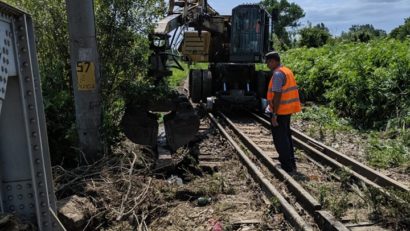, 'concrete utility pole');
66,0,102,161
